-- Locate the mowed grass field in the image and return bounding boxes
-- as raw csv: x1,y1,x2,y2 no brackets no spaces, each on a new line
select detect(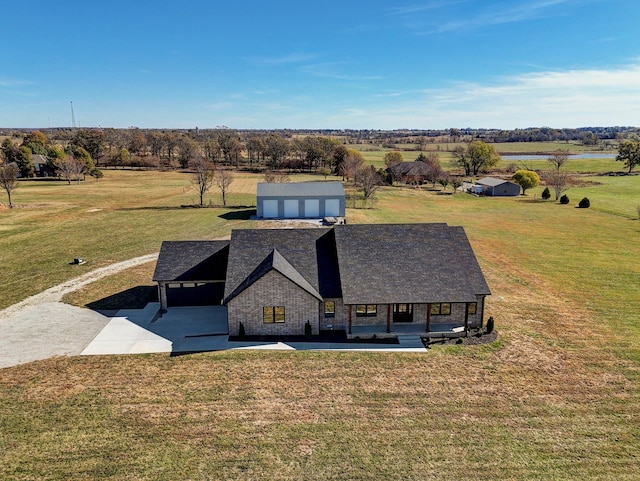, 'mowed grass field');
1,168,639,480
